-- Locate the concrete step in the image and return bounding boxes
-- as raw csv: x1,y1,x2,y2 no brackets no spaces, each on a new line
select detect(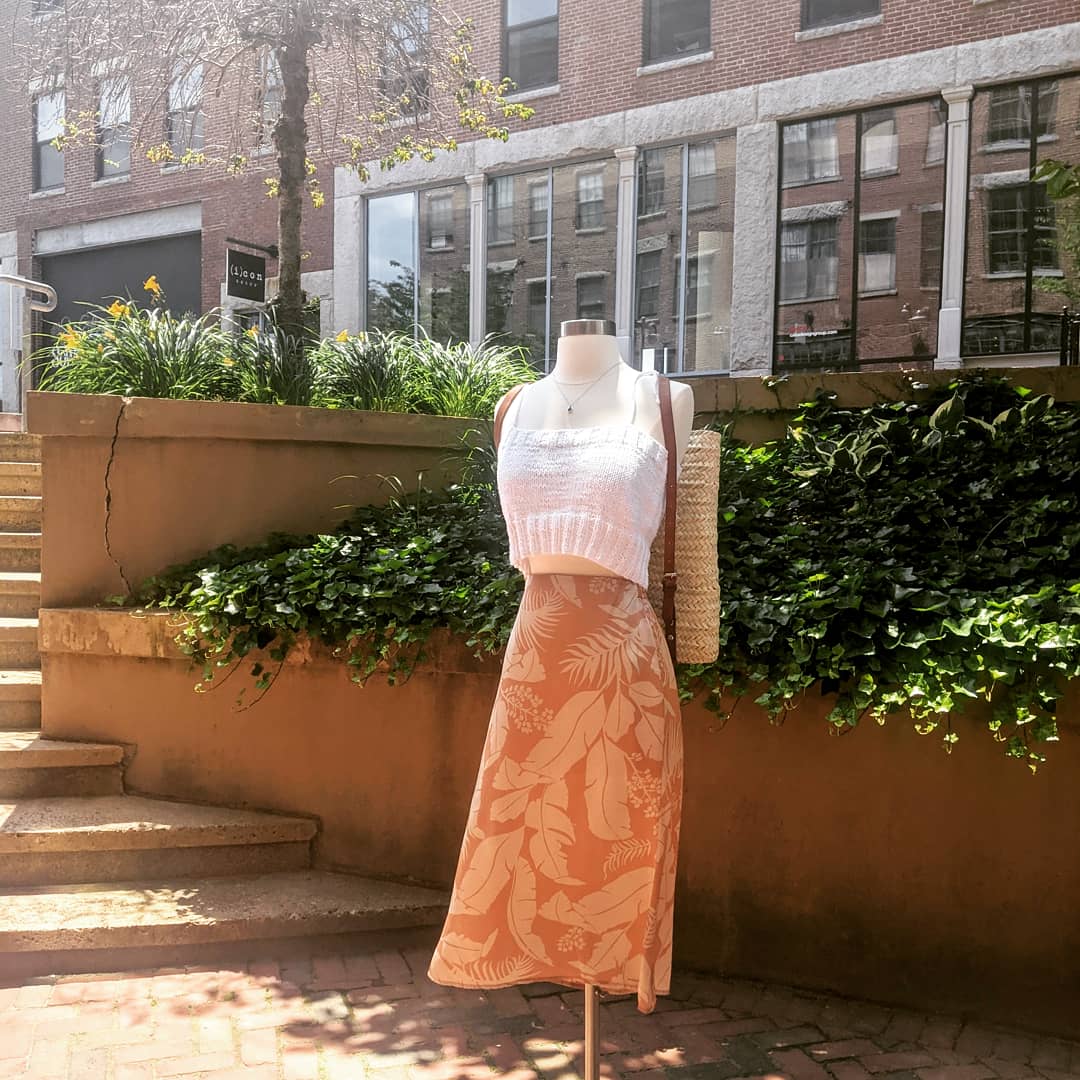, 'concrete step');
0,496,41,532
0,434,42,462
0,617,38,668
0,571,40,618
0,462,41,497
0,794,318,886
0,731,124,798
0,531,41,572
0,669,41,729
0,870,448,979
